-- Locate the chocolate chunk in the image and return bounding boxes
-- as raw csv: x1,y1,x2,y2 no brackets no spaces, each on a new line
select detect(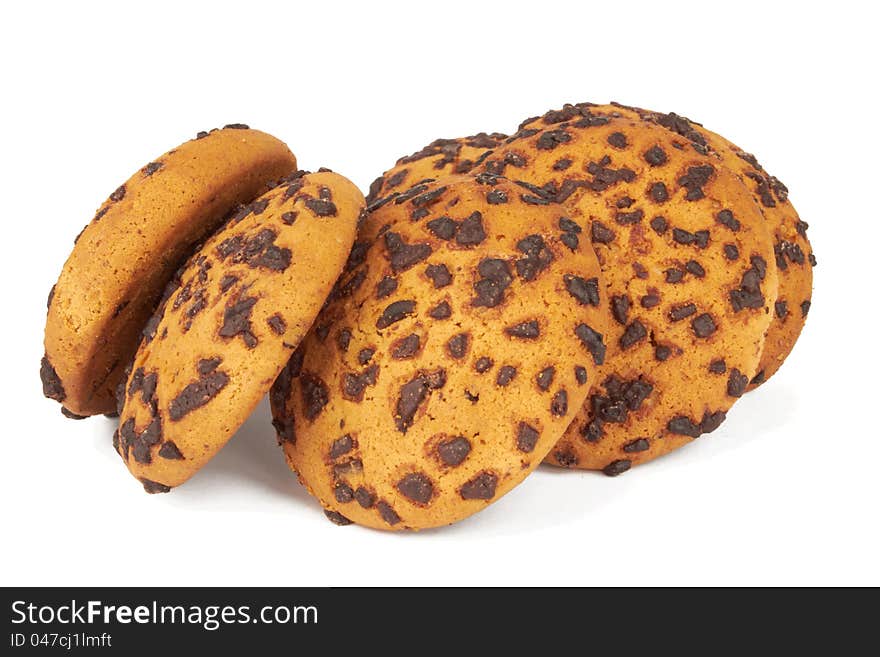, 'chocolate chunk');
669,303,697,321
724,244,740,260
158,441,183,460
619,321,647,349
716,209,741,232
691,313,717,338
611,295,631,325
586,157,635,192
299,372,329,421
487,189,508,204
536,129,572,150
672,228,695,245
709,359,727,374
553,158,573,170
665,268,684,283
377,501,401,526
603,459,632,476
536,366,555,391
60,407,86,420
216,228,292,272
267,314,286,335
394,369,446,432
408,186,447,208
391,334,421,359
667,416,701,438
40,356,66,402
142,161,163,176
801,300,811,317
649,183,669,203
616,209,644,225
334,482,354,503
219,274,239,293
329,435,354,459
701,410,726,433
437,436,471,467
685,260,705,277
376,276,398,299
472,258,513,308
459,472,498,500
341,364,379,402
727,369,748,397
168,367,229,421
324,510,353,526
654,344,672,361
775,300,788,319
475,357,494,373
141,478,171,494
550,390,568,416
516,422,540,453
219,296,258,347
456,211,486,247
397,473,434,505
355,487,376,508
561,275,599,307
425,263,452,288
385,232,432,273
496,365,517,386
644,146,667,166
428,301,452,320
446,333,470,359
575,323,606,365
607,132,628,148
575,365,588,385
591,221,616,244
377,300,416,329
281,211,298,225
426,216,457,240
110,185,126,202
304,197,337,217
515,234,554,281
641,293,660,308
678,164,714,201
505,320,540,339
357,348,375,365
623,438,650,453
750,370,766,386
554,450,579,467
